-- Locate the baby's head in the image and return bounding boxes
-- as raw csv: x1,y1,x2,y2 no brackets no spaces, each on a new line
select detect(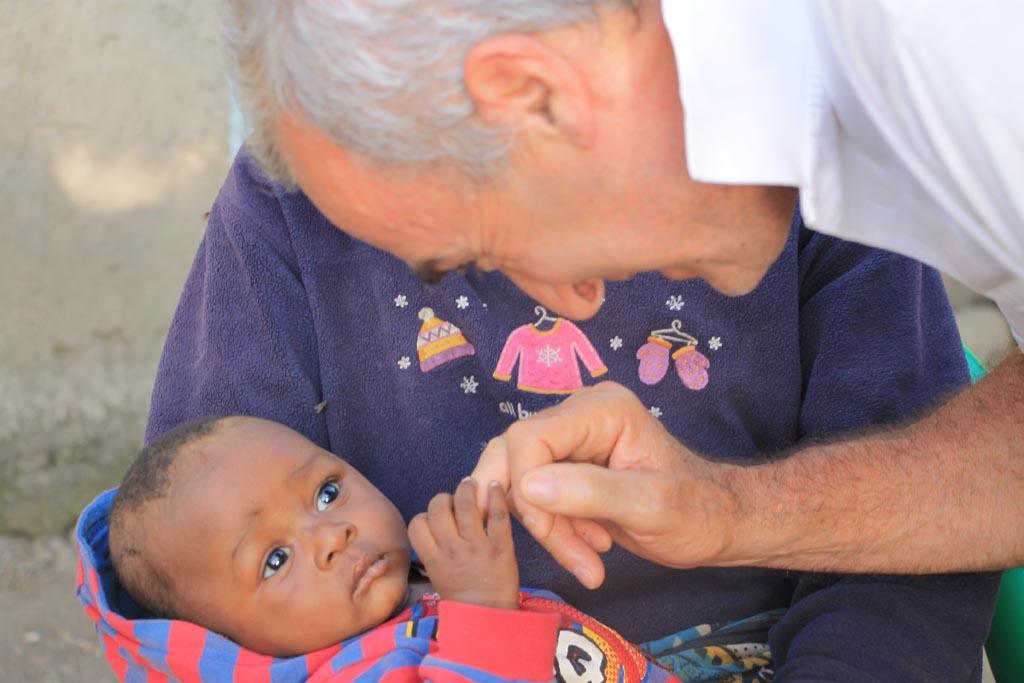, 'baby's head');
108,416,412,656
